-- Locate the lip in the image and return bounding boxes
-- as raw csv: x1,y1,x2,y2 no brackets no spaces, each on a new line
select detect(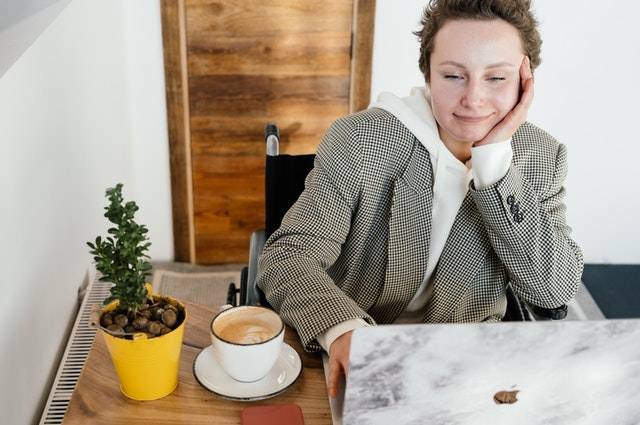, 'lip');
454,113,492,123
